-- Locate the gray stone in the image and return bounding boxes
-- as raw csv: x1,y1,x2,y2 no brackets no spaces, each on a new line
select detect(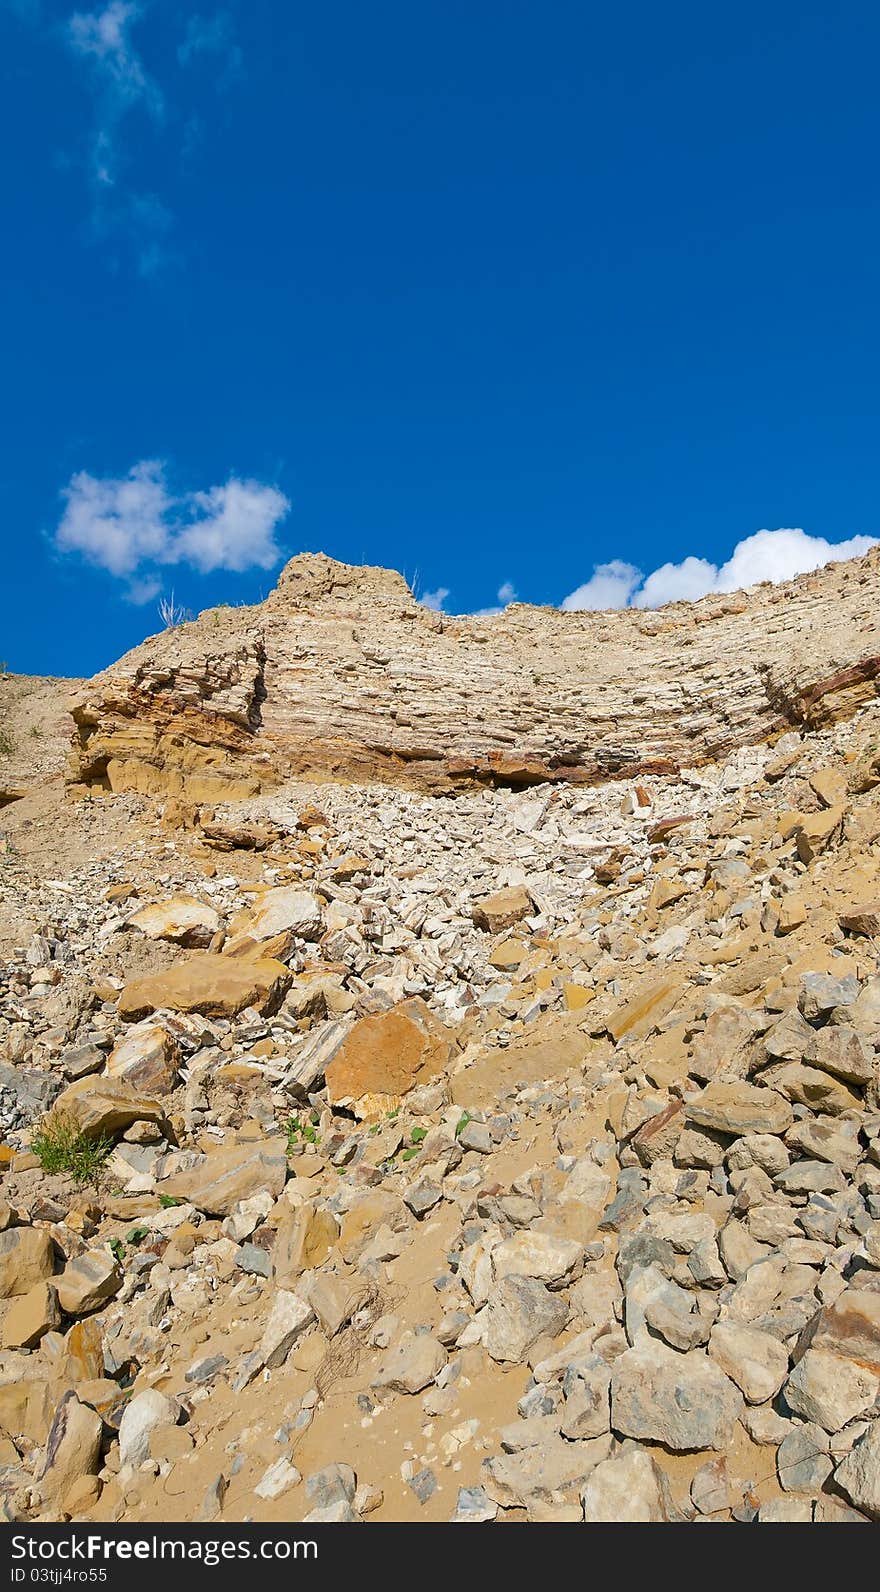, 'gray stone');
776,1422,832,1493
484,1276,568,1363
610,1341,742,1451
